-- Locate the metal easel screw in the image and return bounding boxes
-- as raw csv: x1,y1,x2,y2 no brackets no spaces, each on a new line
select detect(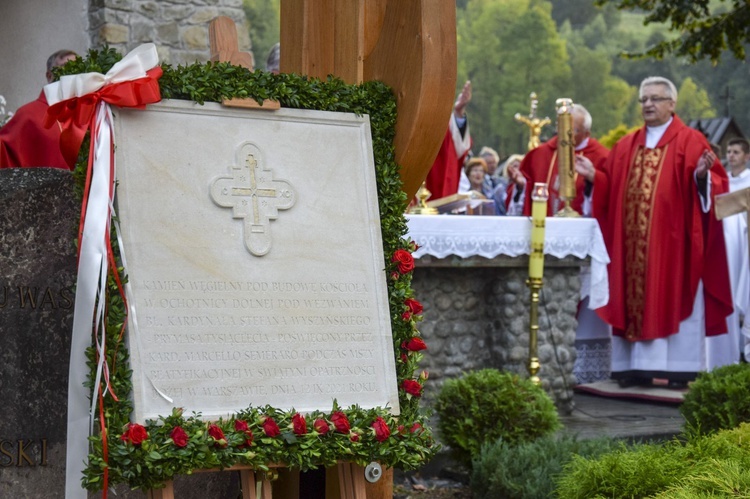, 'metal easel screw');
364,462,382,483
